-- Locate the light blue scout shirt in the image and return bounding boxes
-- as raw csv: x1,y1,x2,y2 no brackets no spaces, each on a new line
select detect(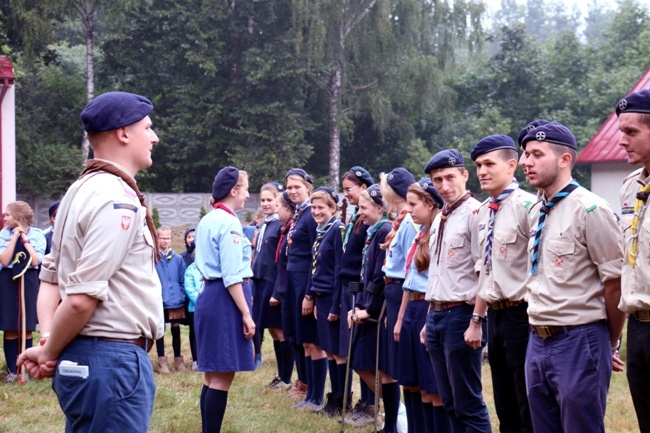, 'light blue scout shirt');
195,206,253,288
184,262,202,312
0,227,46,268
402,230,427,294
382,212,418,279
